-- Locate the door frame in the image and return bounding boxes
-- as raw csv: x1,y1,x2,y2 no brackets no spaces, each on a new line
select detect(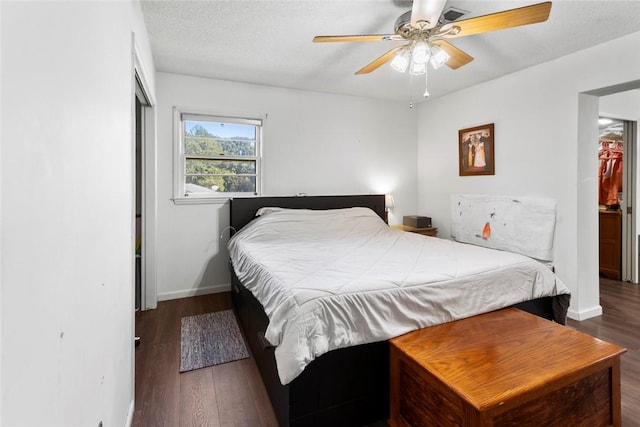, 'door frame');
621,120,637,282
133,38,157,310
